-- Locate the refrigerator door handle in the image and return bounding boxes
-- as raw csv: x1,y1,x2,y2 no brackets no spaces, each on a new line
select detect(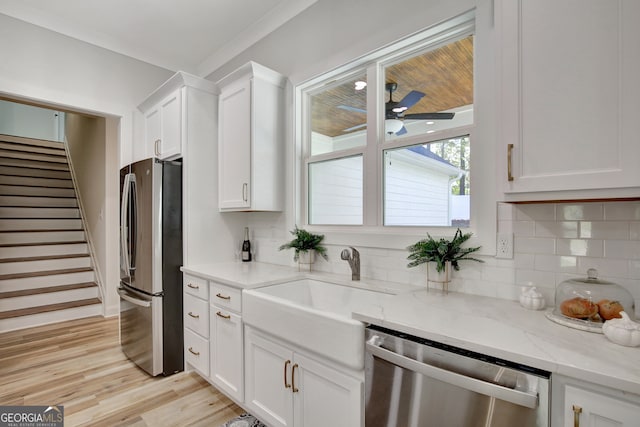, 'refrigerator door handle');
120,173,137,273
118,288,151,307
